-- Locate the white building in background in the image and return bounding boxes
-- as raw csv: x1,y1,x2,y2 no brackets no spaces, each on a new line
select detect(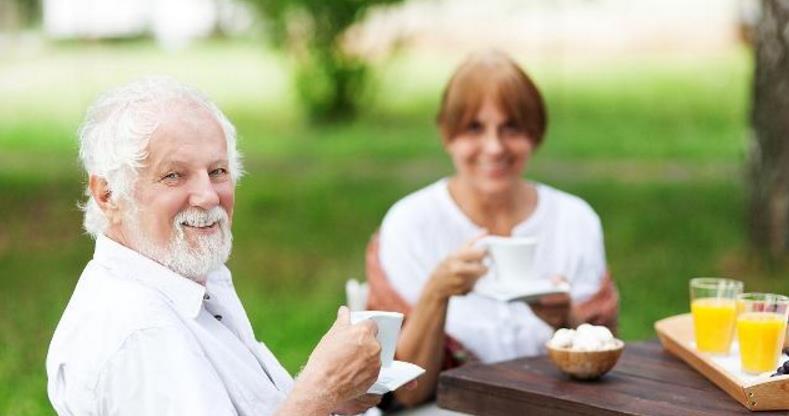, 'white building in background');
42,0,253,49
41,0,746,56
349,0,744,59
